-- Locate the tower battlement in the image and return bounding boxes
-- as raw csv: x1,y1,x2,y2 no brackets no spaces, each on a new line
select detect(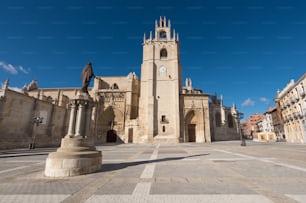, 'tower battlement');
143,16,179,43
